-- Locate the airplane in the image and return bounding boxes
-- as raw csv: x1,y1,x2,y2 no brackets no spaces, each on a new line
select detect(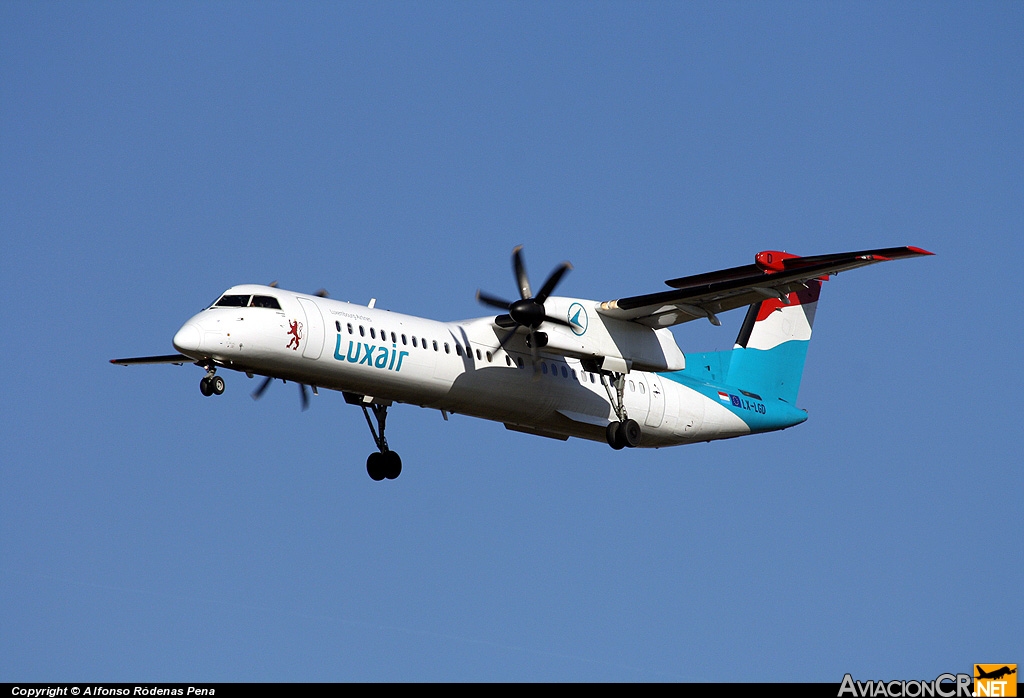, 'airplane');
976,666,1017,681
112,245,933,481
